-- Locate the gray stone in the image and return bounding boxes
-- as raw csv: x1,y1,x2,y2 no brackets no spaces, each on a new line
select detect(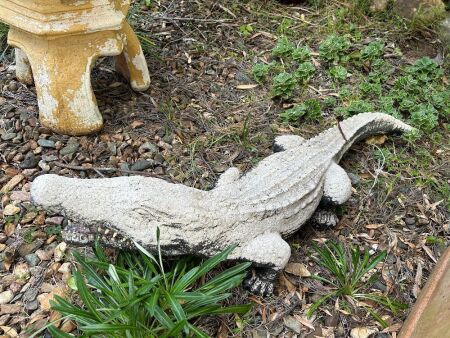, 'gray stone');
347,172,361,186
372,281,387,292
284,316,302,334
138,142,158,155
130,159,155,171
31,113,413,296
60,139,79,156
37,139,56,148
25,299,39,311
24,254,40,267
252,328,269,338
269,324,284,336
20,153,40,169
120,162,130,171
1,133,16,141
405,217,416,226
153,153,165,165
42,154,58,162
